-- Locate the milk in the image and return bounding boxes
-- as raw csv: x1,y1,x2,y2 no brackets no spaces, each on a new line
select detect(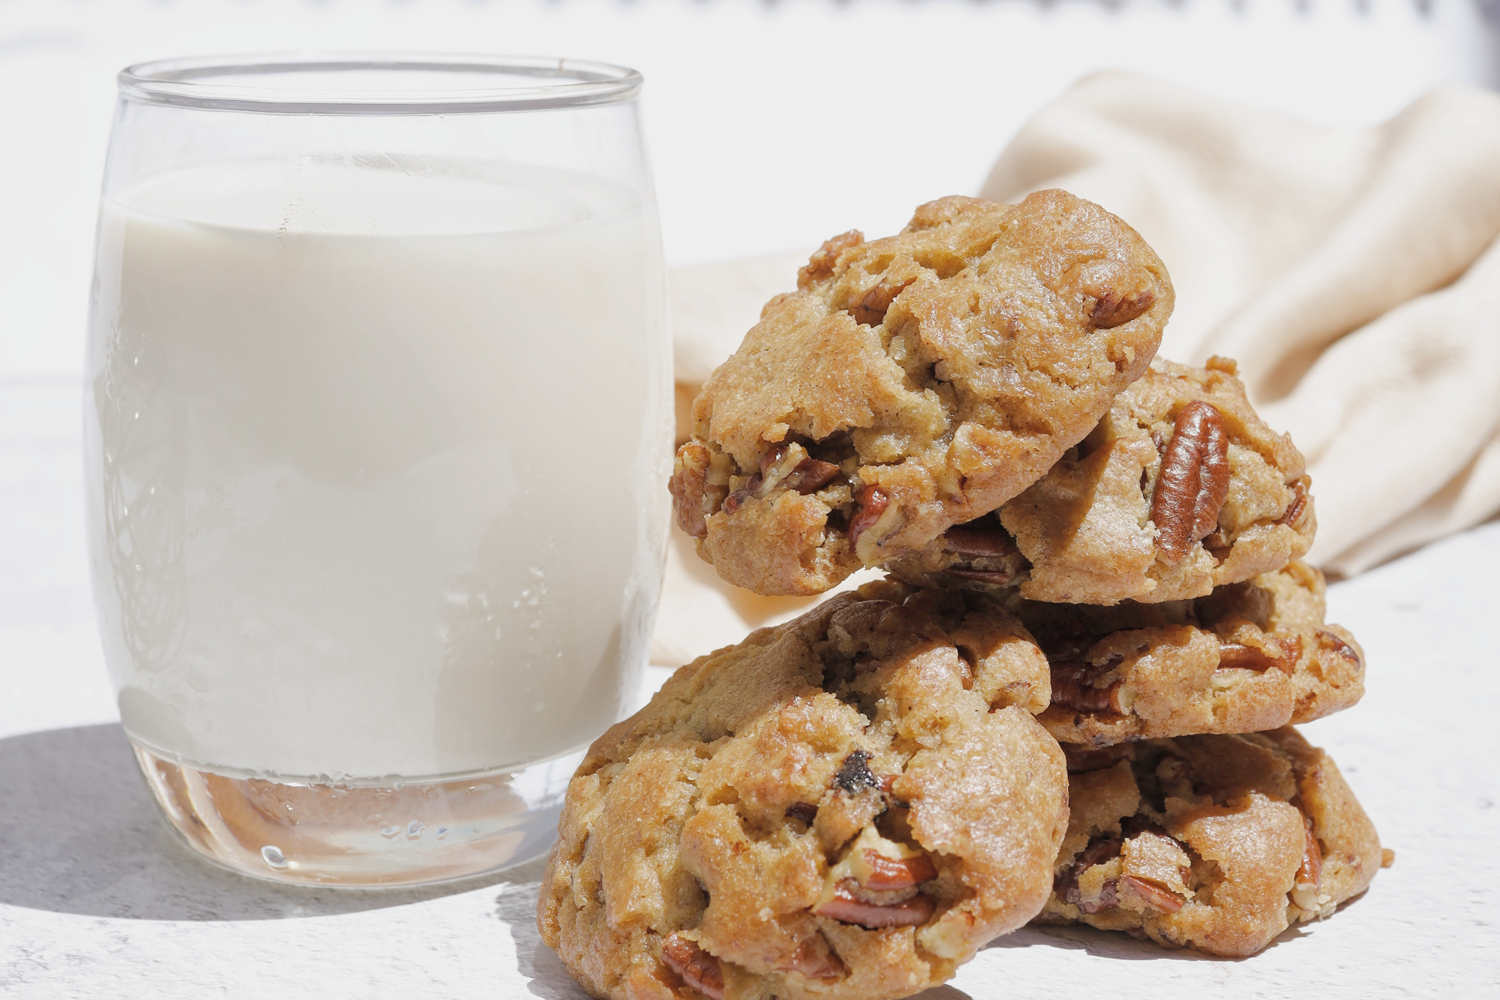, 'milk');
85,160,670,781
